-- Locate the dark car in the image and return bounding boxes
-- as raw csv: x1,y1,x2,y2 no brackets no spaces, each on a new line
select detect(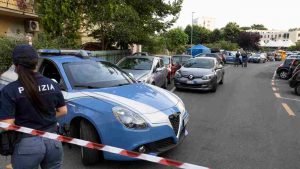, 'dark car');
195,53,224,64
288,58,300,77
289,69,300,95
276,58,295,79
174,57,225,92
